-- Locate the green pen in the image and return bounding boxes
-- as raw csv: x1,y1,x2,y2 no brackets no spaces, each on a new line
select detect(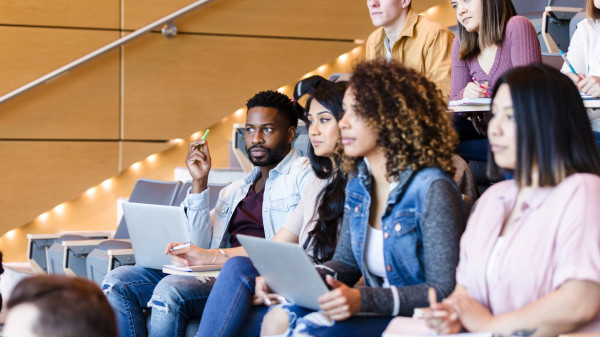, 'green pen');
197,129,210,151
